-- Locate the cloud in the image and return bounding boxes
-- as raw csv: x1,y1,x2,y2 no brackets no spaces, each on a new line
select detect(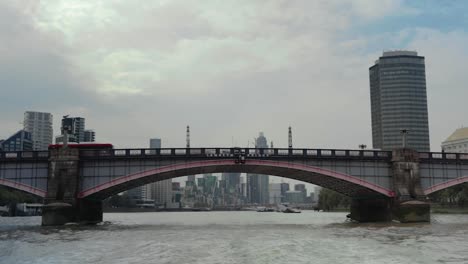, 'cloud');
405,28,468,147
0,1,100,136
0,0,467,154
